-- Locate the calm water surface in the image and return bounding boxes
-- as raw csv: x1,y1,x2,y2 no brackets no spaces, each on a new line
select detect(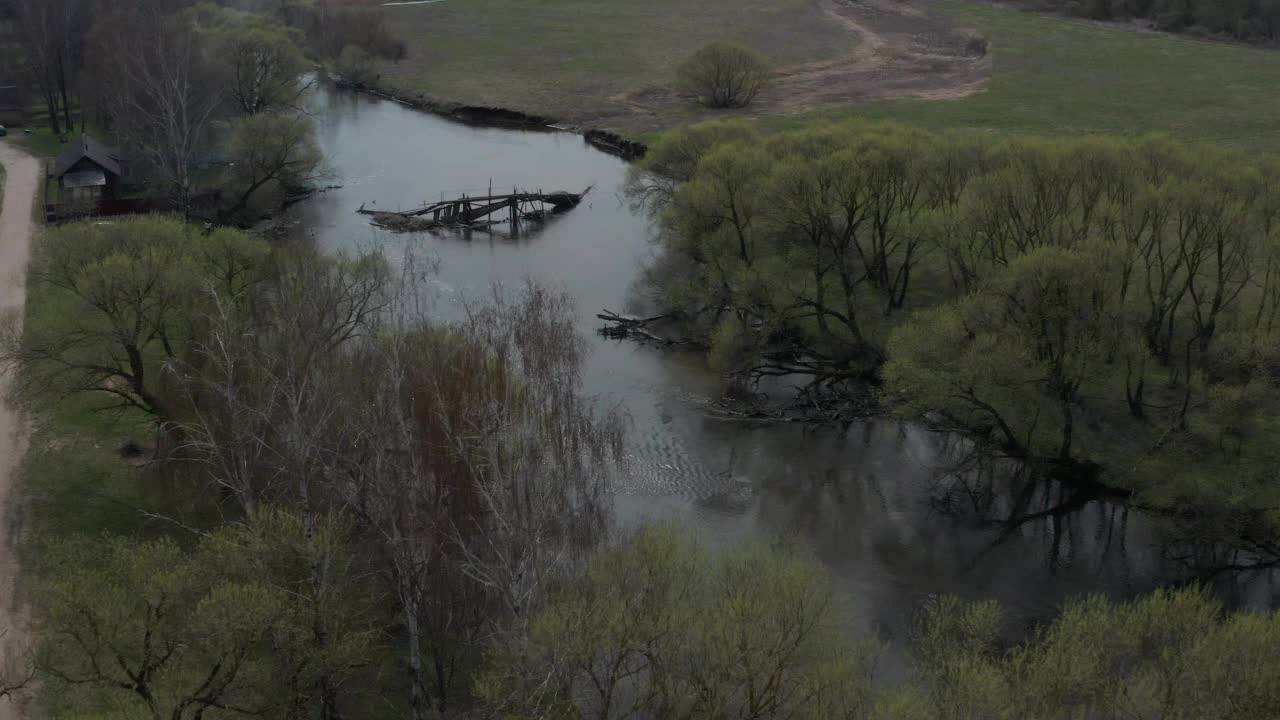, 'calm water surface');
287,84,1278,645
